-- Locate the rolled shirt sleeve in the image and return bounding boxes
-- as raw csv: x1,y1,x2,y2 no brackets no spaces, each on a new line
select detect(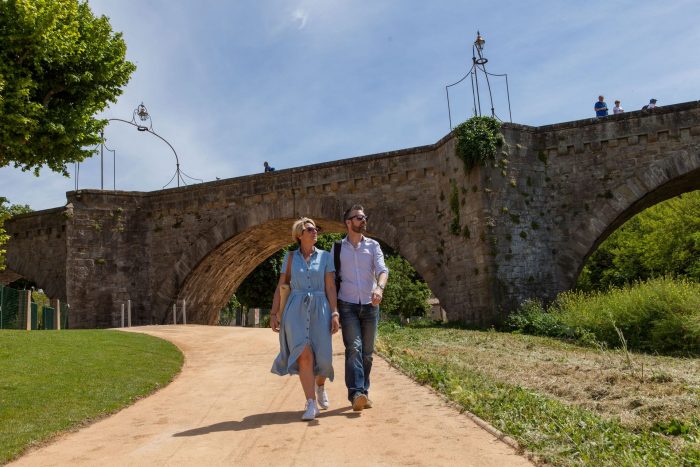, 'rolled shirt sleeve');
337,236,389,304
